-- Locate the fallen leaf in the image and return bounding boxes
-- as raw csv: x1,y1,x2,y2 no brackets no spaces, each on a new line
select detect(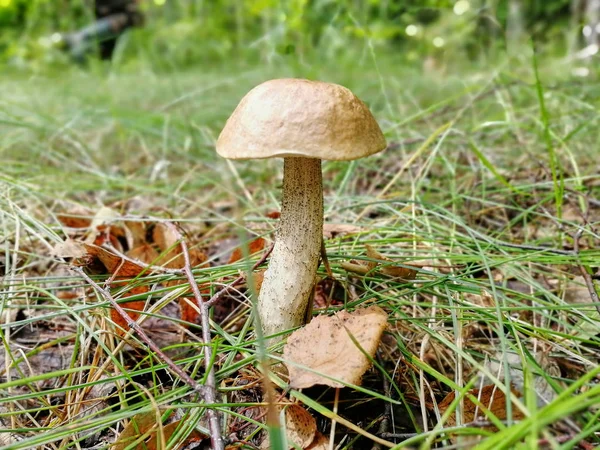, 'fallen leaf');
339,261,371,275
83,243,146,277
113,410,207,450
54,240,149,332
322,223,362,239
151,223,209,325
260,404,317,450
57,206,93,229
52,239,88,260
89,206,119,229
253,269,266,293
341,245,417,281
145,420,207,450
306,432,329,450
438,384,524,427
153,223,208,269
127,243,160,265
365,245,417,281
284,305,388,388
124,221,149,249
56,220,209,329
228,237,266,264
282,404,317,449
113,410,166,450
